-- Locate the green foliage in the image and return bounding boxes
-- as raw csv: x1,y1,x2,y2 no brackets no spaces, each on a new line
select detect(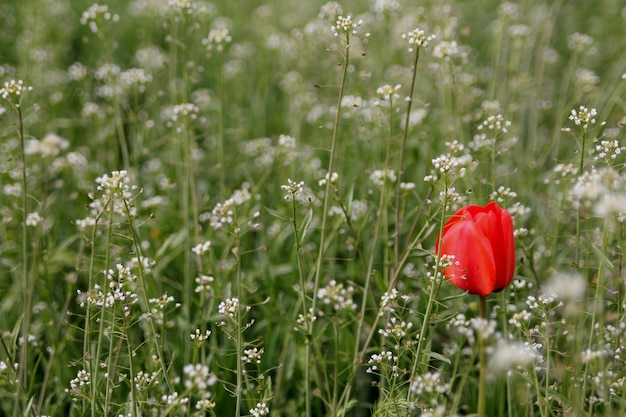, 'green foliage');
0,0,625,416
